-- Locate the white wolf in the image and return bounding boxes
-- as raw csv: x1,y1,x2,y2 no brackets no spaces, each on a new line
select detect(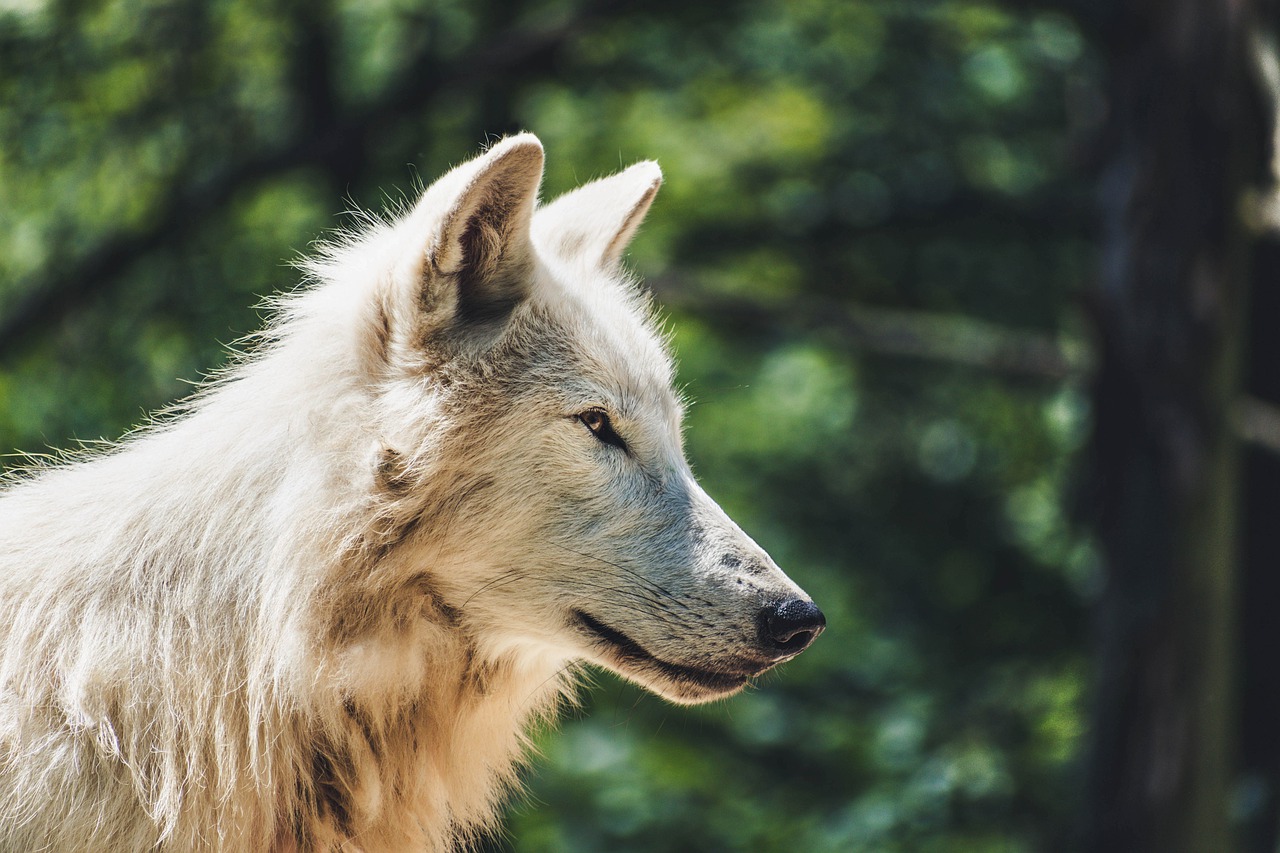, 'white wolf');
0,134,824,851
